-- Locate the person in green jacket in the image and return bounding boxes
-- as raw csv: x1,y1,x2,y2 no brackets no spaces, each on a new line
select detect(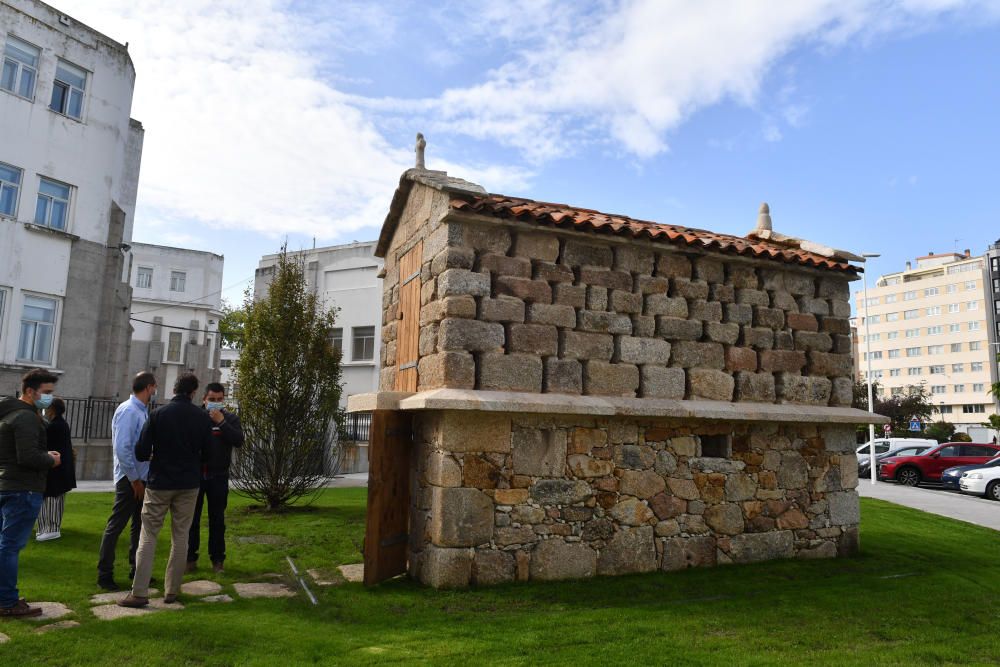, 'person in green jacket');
0,369,61,618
